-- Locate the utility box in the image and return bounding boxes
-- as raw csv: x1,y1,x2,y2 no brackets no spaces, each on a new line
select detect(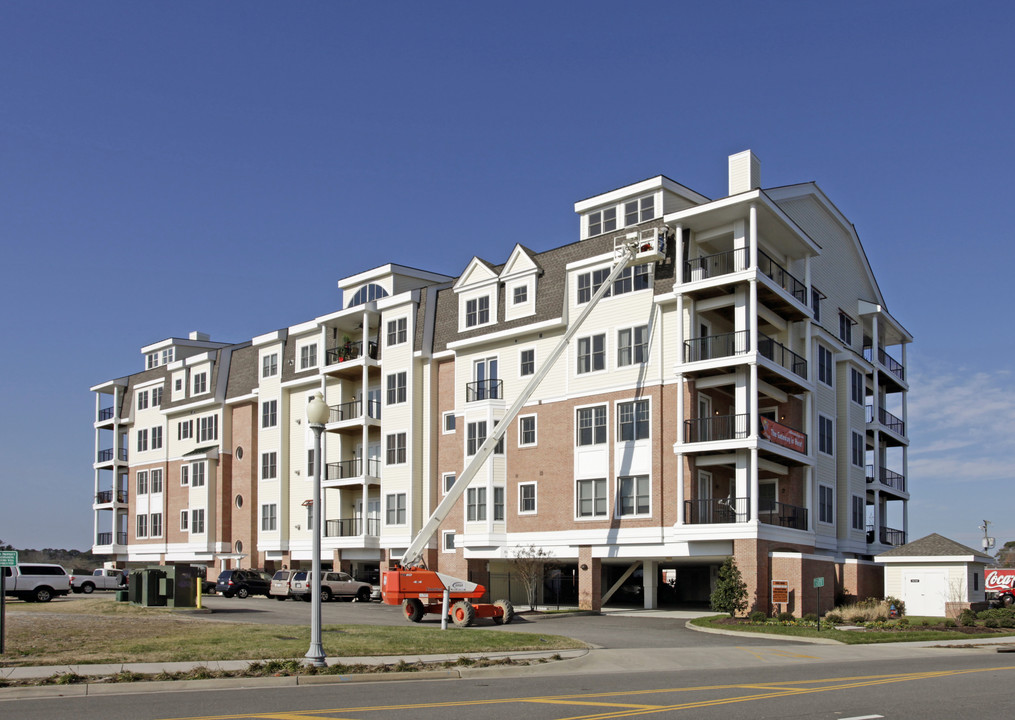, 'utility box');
129,565,200,608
